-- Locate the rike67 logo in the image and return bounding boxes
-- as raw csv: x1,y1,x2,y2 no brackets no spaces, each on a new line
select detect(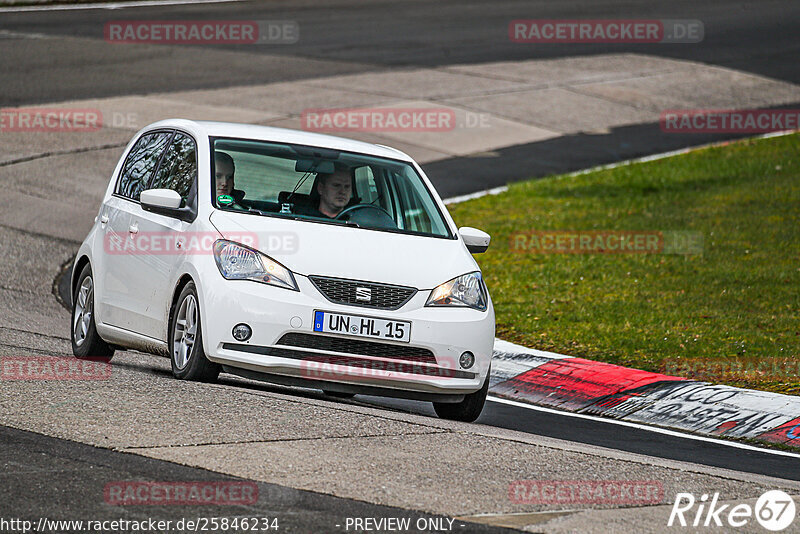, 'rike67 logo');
669,490,796,531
